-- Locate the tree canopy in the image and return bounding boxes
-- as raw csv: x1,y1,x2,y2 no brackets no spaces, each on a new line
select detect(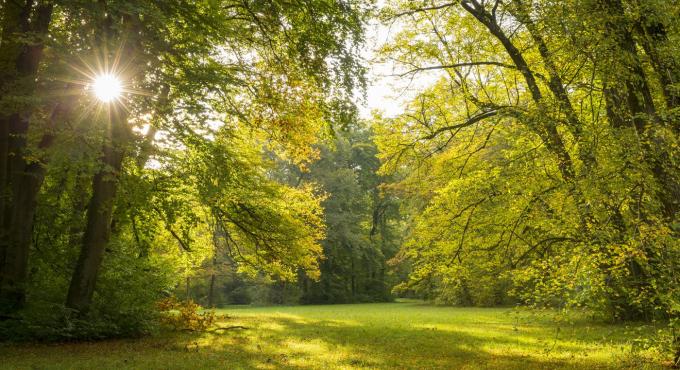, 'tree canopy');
0,0,367,335
375,0,679,322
